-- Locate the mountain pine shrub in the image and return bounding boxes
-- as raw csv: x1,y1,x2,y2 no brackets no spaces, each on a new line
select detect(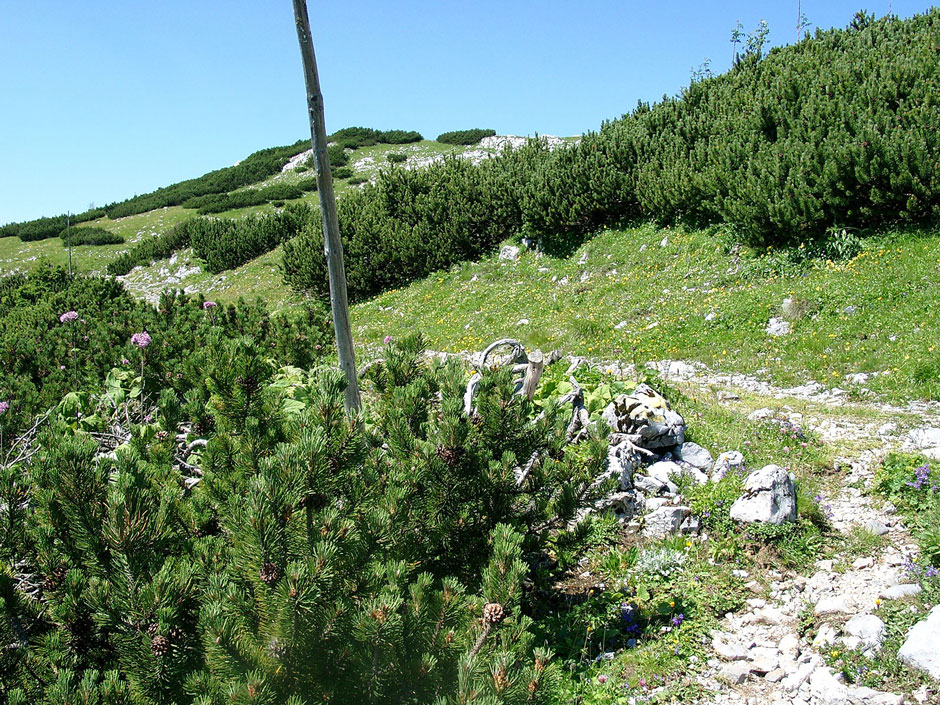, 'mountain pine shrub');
436,129,496,145
1,333,599,703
